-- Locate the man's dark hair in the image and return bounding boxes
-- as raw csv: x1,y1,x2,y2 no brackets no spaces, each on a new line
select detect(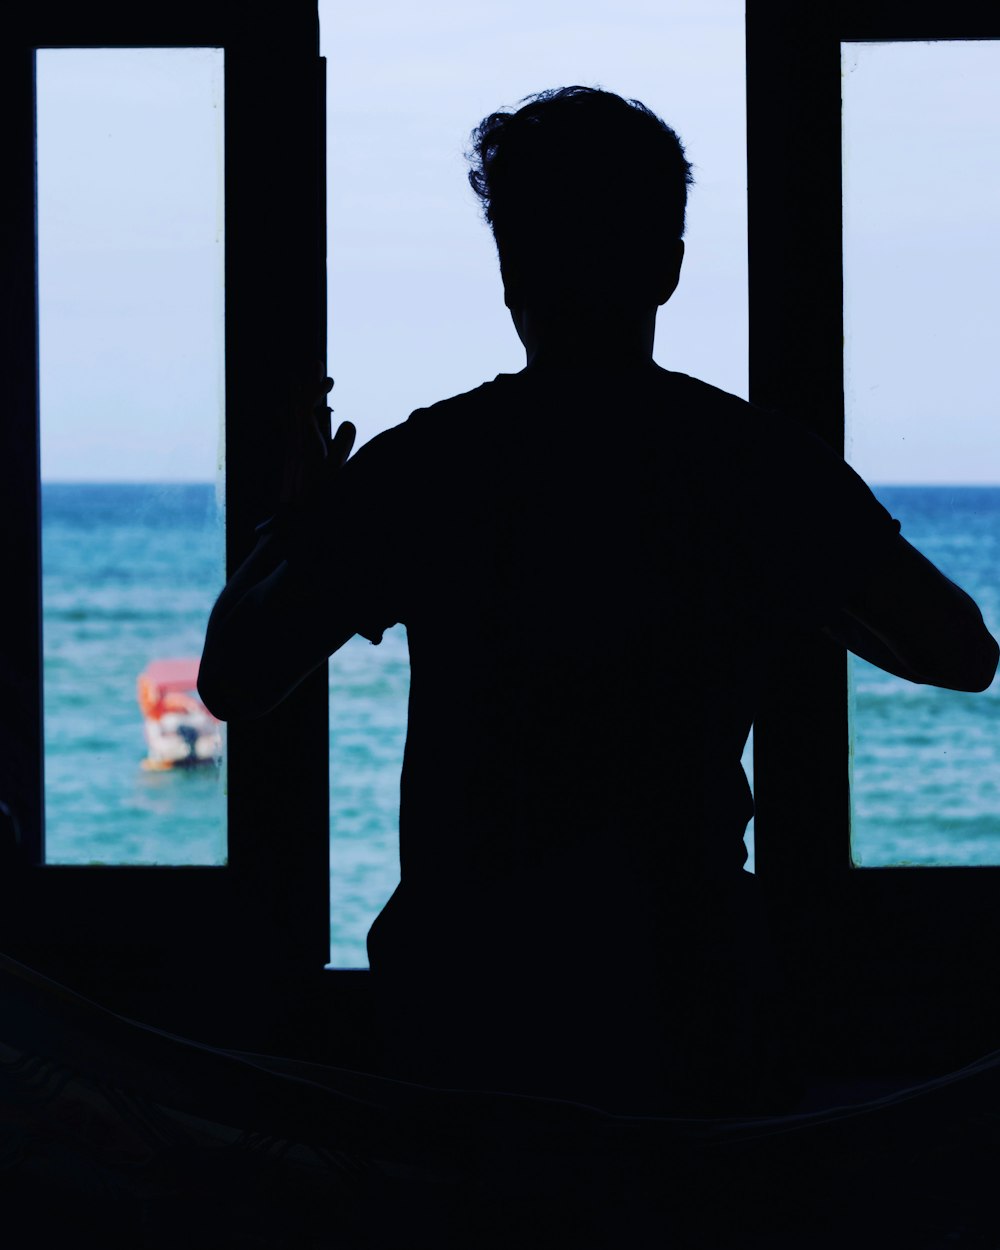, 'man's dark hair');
467,85,693,310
